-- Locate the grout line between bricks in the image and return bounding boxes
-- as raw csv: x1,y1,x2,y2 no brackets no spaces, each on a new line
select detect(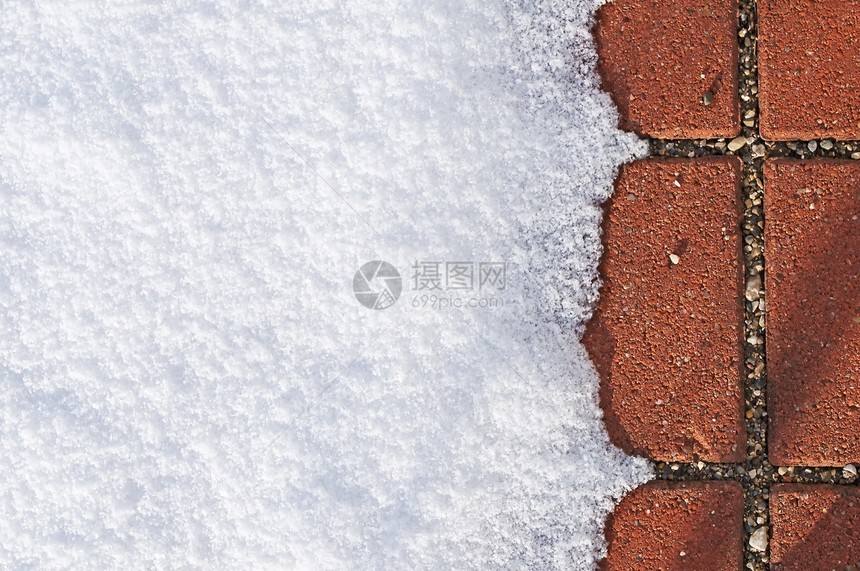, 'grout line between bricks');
646,0,771,565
